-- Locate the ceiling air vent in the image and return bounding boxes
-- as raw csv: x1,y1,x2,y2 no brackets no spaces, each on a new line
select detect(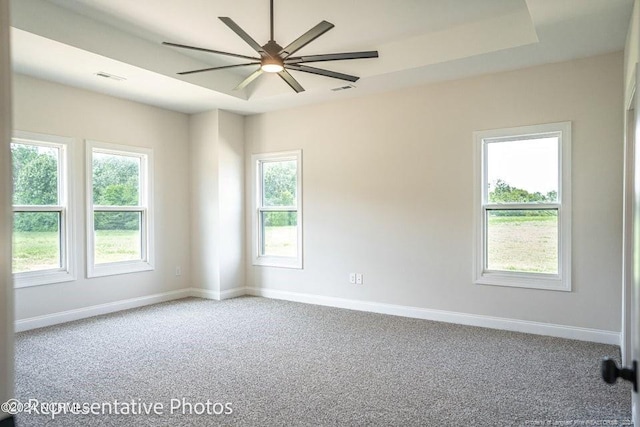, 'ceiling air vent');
95,71,126,81
331,84,355,92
